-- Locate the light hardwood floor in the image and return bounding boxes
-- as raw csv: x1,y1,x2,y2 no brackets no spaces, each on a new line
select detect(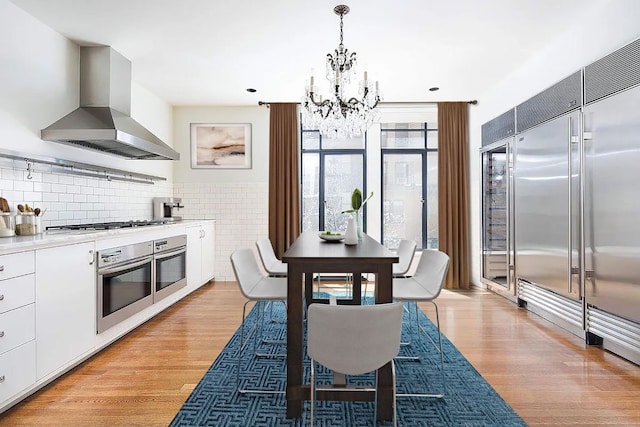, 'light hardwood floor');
1,281,639,426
